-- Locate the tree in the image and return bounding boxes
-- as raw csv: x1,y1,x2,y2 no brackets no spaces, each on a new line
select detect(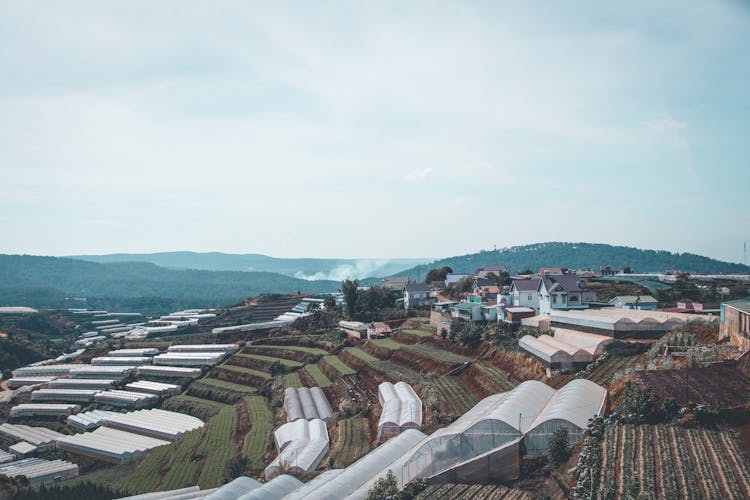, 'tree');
618,381,657,424
367,470,399,500
323,295,337,310
268,361,286,376
424,266,453,284
225,455,250,480
458,323,483,348
341,279,360,319
519,268,534,275
486,271,512,287
548,427,571,466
